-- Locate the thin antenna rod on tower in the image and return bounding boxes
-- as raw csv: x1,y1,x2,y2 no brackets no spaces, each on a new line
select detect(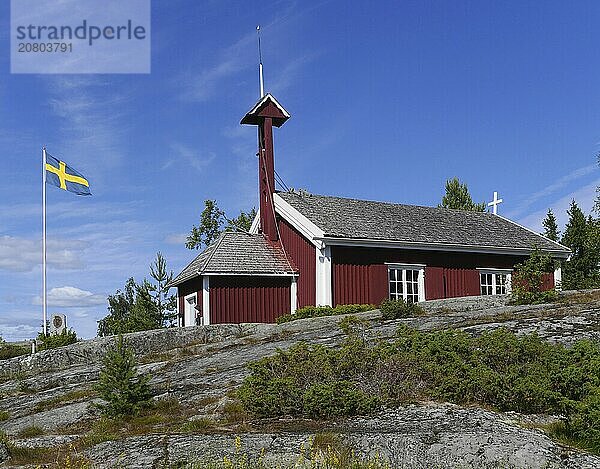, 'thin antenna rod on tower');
256,25,264,98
